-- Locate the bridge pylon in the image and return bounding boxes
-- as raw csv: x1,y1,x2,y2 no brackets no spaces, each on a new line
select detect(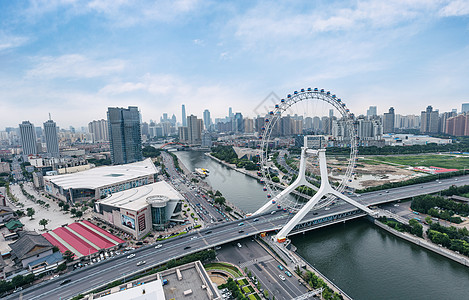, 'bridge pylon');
254,145,376,243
